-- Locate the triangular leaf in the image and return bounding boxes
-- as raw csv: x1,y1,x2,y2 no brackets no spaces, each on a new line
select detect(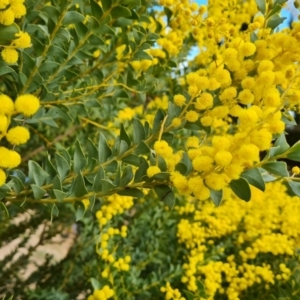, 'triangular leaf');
229,178,251,202
28,161,50,187
241,168,265,192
